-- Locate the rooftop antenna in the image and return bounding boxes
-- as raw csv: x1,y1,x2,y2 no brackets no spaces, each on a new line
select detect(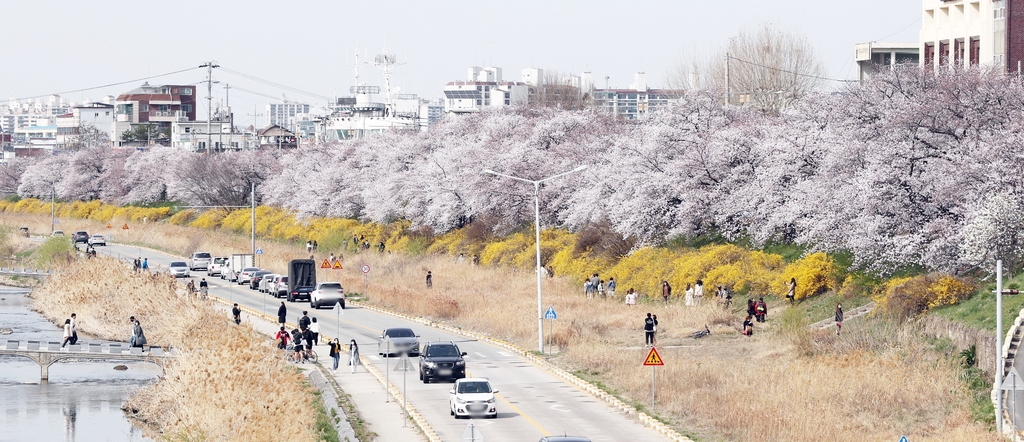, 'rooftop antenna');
371,46,405,107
